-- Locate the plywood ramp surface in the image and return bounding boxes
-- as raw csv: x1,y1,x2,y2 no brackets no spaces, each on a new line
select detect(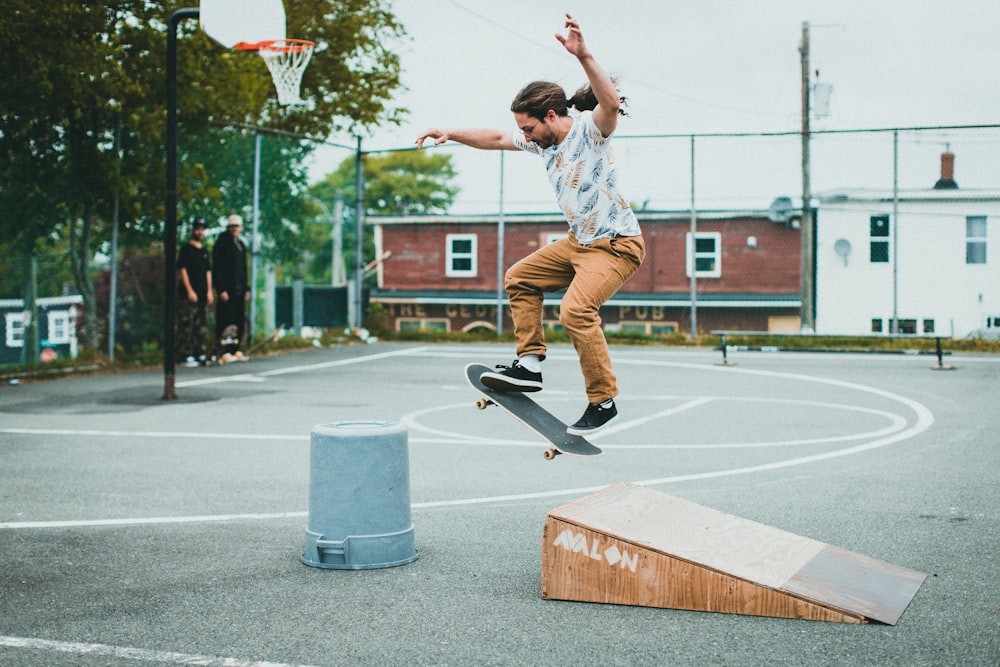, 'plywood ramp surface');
541,483,925,624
